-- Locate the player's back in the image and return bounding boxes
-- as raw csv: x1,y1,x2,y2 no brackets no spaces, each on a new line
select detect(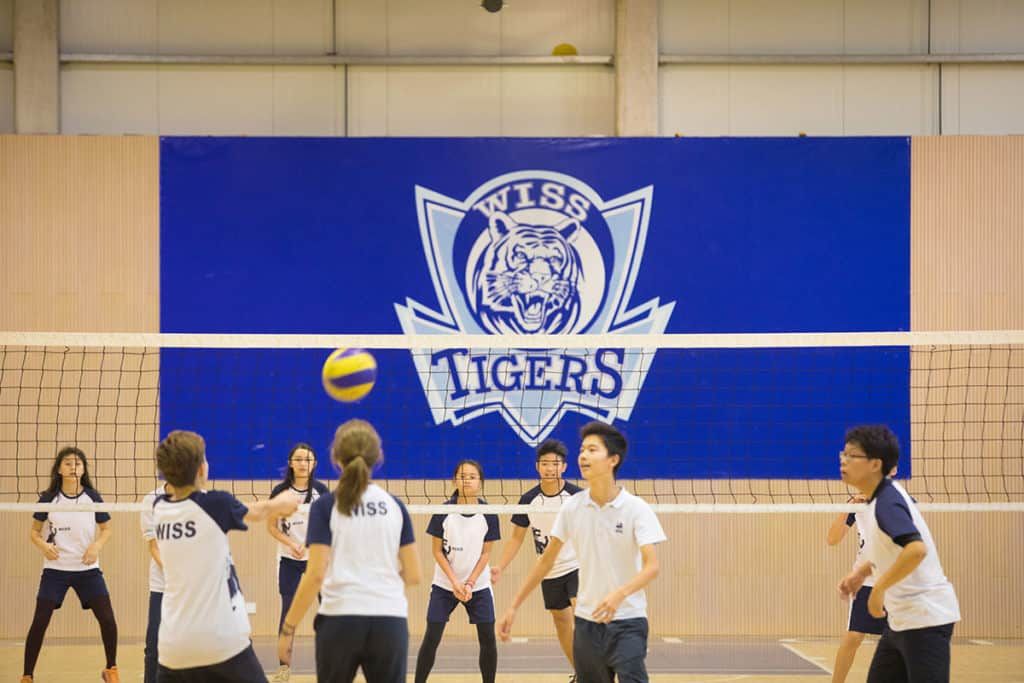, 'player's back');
153,490,251,669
